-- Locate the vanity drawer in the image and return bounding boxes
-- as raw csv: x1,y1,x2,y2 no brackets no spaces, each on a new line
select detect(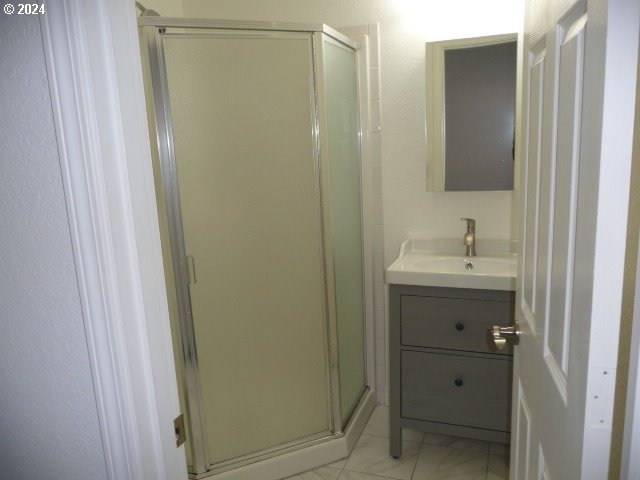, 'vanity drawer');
400,295,514,355
401,350,512,432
